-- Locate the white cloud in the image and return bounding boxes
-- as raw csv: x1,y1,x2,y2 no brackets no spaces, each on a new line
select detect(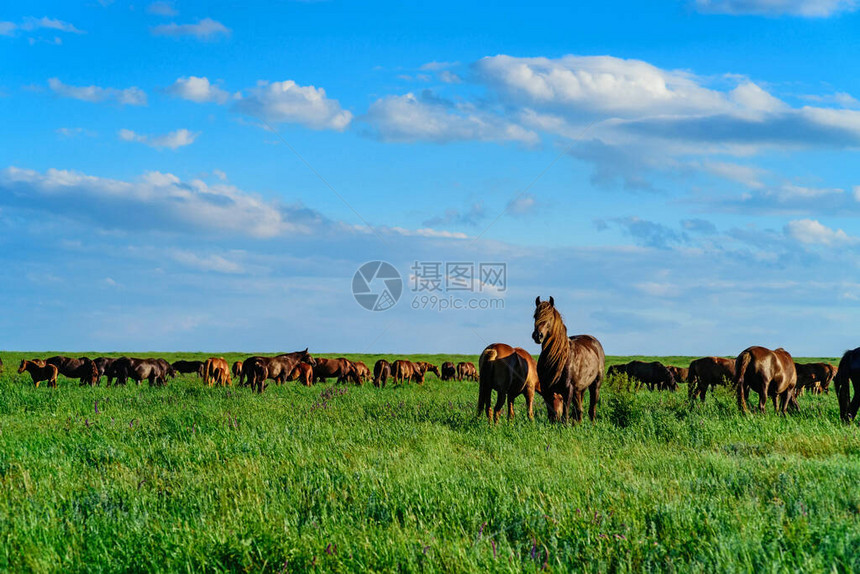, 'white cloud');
693,0,857,17
702,161,768,189
48,78,147,106
420,61,459,71
0,22,15,36
171,250,244,274
56,127,96,139
785,219,857,245
151,18,230,40
235,80,352,130
0,166,319,238
146,1,178,16
20,17,83,33
506,193,537,215
118,128,199,150
166,76,230,104
365,92,538,144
